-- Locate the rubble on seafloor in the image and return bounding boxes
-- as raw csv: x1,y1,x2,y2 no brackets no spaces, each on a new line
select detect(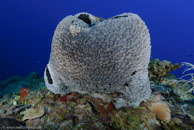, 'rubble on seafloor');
0,59,194,129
